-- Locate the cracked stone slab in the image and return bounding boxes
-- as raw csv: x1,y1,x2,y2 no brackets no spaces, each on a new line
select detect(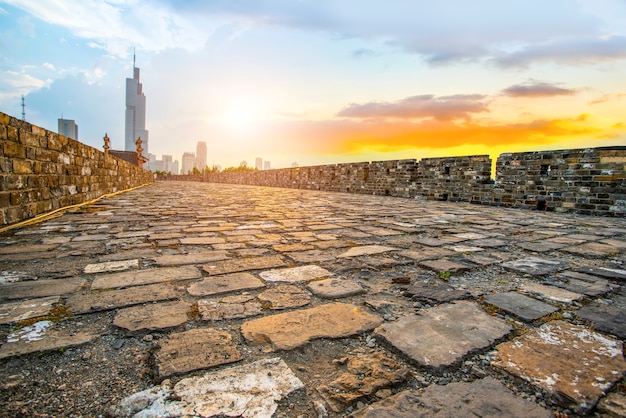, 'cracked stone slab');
198,294,262,320
501,257,566,276
307,278,366,299
337,245,398,258
0,278,85,301
597,392,626,418
187,272,266,297
203,255,286,275
518,283,583,304
259,265,330,283
91,266,201,290
152,250,230,266
113,300,191,333
257,284,311,309
575,300,626,339
578,266,626,281
155,328,242,378
493,320,626,413
483,291,558,322
402,282,470,304
0,296,59,324
241,302,382,351
66,283,182,314
112,358,303,418
318,349,411,413
0,321,98,360
374,301,511,370
351,377,552,418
